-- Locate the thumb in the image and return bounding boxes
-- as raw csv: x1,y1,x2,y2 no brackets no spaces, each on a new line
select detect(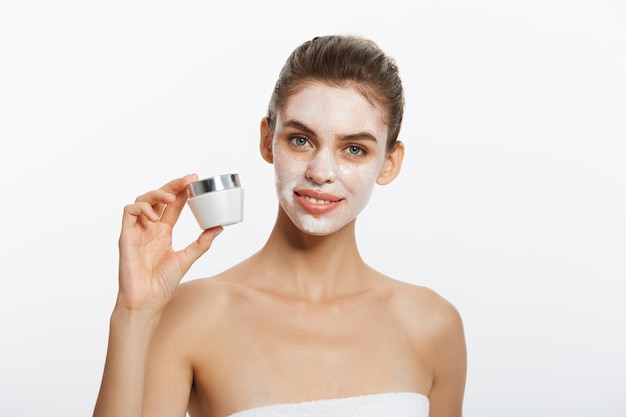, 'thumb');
177,226,224,273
